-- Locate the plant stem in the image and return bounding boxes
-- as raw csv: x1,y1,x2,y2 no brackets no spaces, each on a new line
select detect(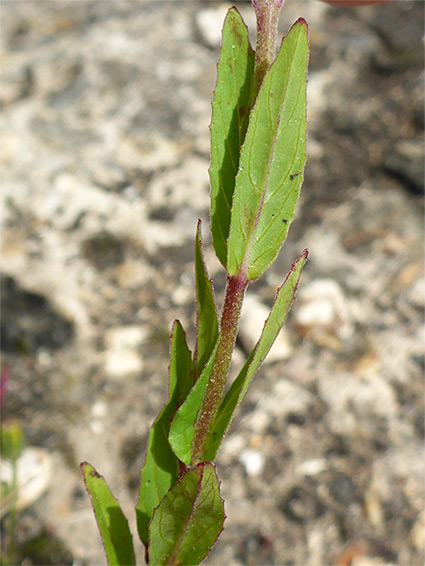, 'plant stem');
191,274,248,464
252,0,285,98
191,1,287,466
